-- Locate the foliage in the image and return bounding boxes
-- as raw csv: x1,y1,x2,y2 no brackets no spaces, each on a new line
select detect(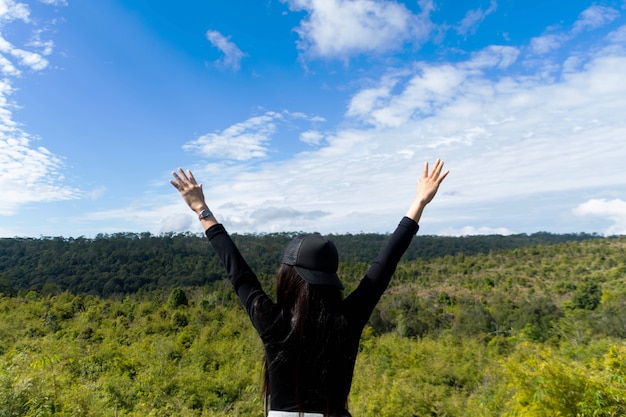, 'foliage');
0,291,265,416
0,231,600,296
168,287,189,309
500,342,626,416
0,234,624,415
